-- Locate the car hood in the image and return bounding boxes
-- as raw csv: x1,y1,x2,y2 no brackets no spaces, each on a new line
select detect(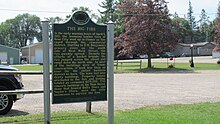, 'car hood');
0,65,18,71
